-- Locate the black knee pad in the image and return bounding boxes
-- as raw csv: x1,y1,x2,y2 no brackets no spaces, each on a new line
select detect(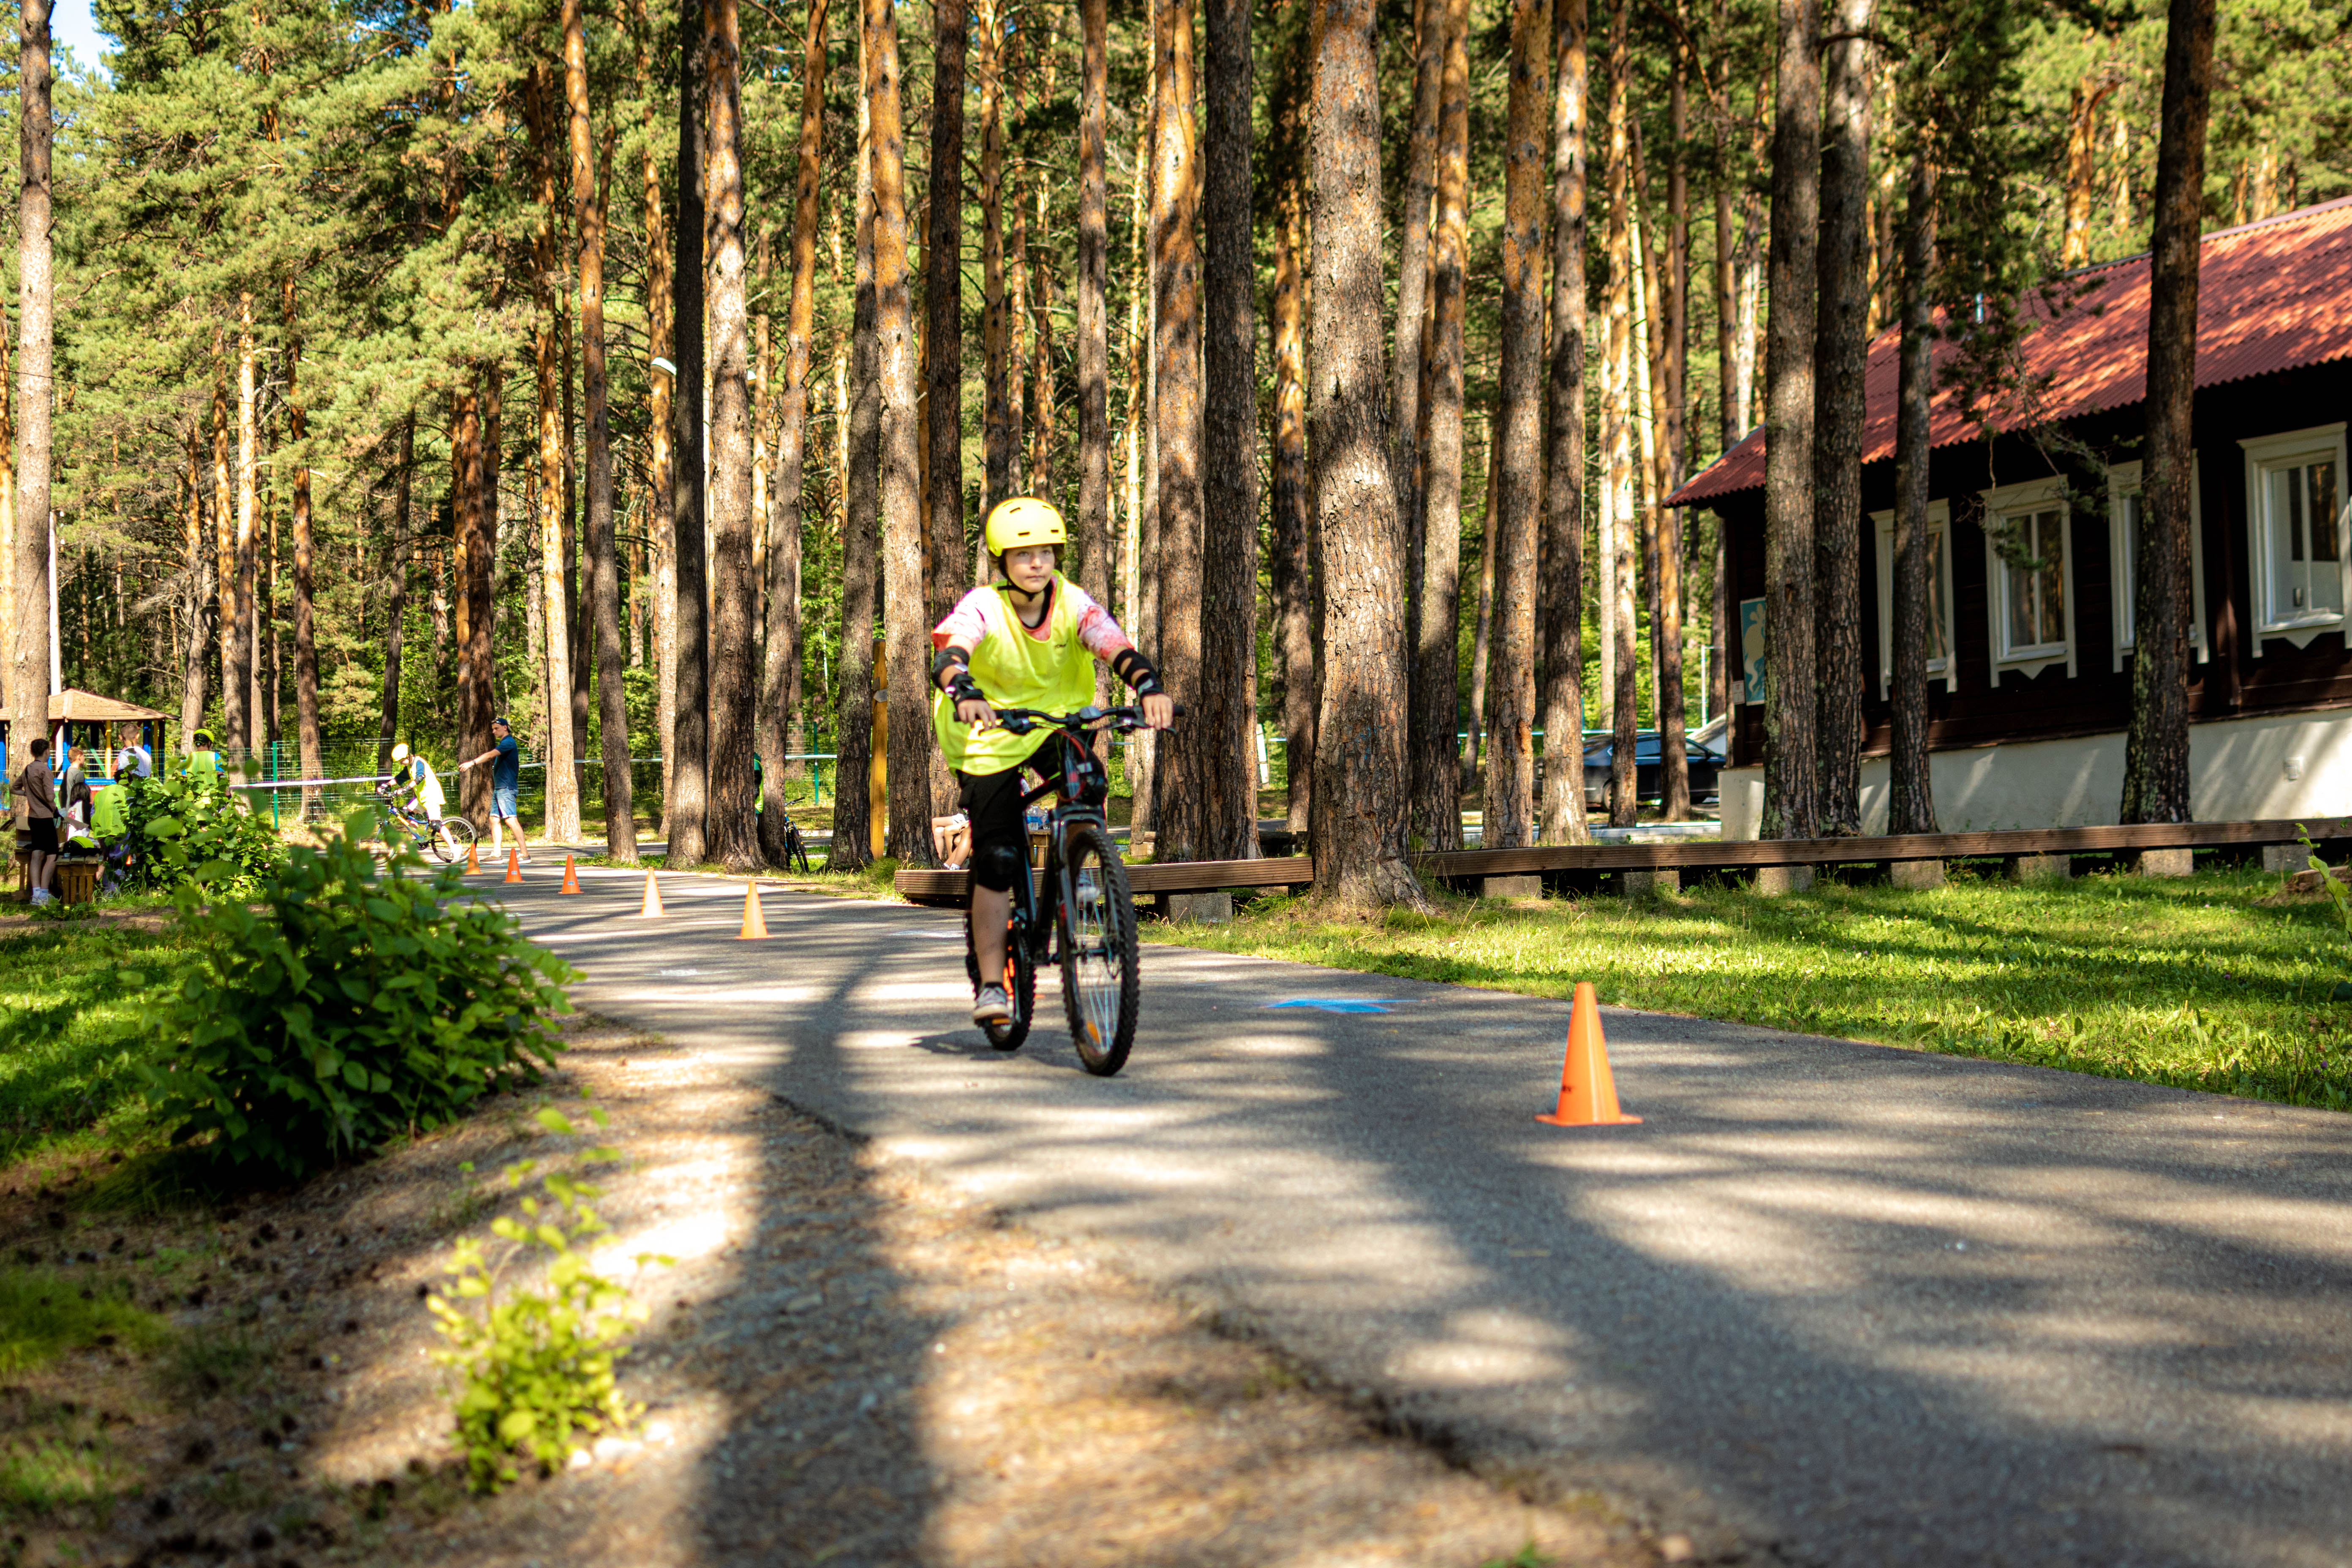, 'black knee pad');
972,840,1026,893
